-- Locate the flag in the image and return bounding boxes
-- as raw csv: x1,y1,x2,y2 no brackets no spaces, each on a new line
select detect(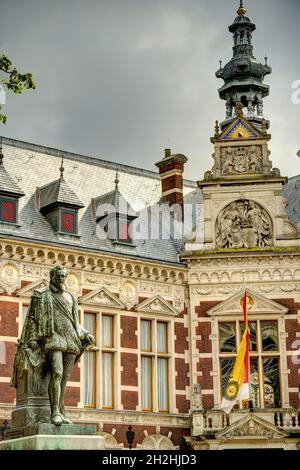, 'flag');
220,290,250,414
